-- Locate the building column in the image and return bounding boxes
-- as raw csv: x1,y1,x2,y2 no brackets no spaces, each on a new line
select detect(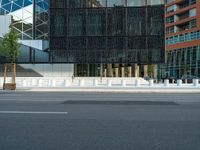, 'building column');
121,66,125,77
114,64,119,77
128,66,132,77
143,65,148,77
107,64,113,77
134,64,139,77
